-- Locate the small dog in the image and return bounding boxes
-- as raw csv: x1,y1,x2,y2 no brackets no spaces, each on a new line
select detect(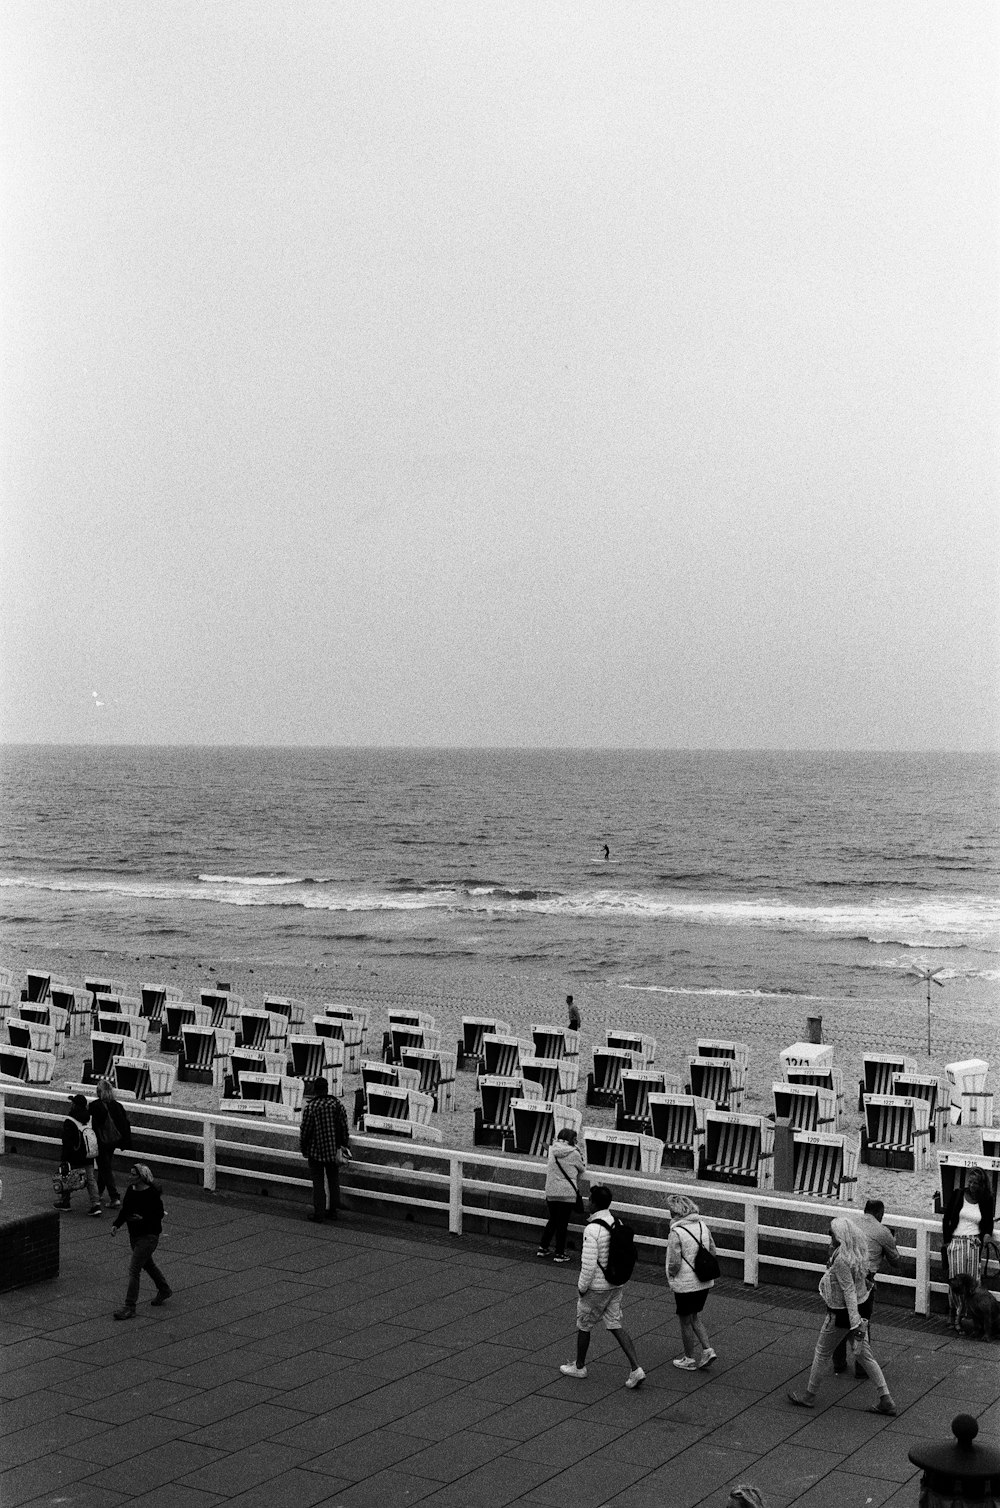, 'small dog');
950,1272,1000,1340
